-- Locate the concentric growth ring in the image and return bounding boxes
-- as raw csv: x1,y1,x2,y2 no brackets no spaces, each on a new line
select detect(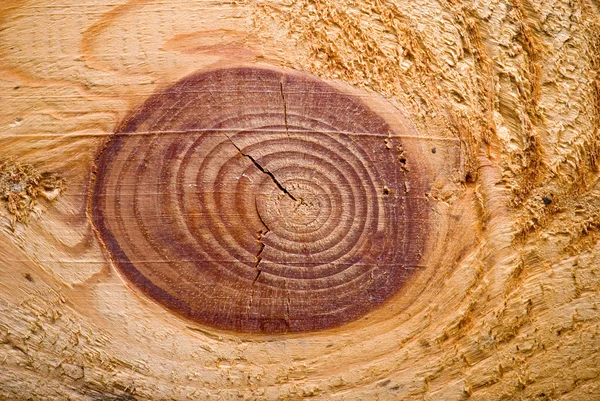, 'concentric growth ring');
91,67,429,333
